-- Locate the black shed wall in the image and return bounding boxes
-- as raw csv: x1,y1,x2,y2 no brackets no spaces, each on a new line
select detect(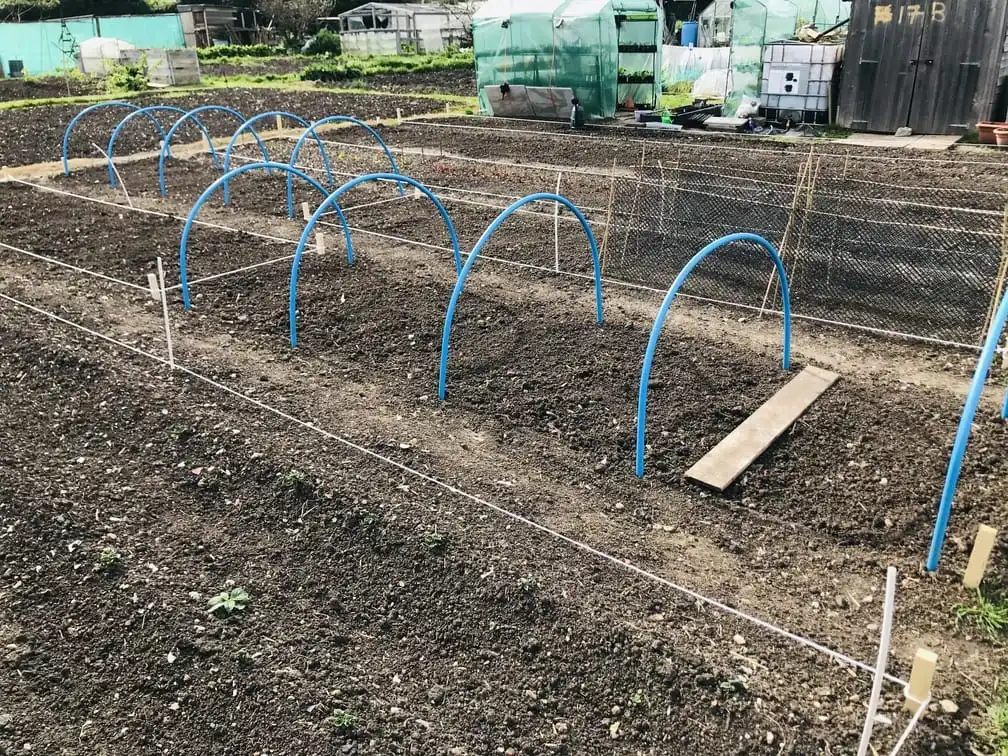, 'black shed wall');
837,0,1008,133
